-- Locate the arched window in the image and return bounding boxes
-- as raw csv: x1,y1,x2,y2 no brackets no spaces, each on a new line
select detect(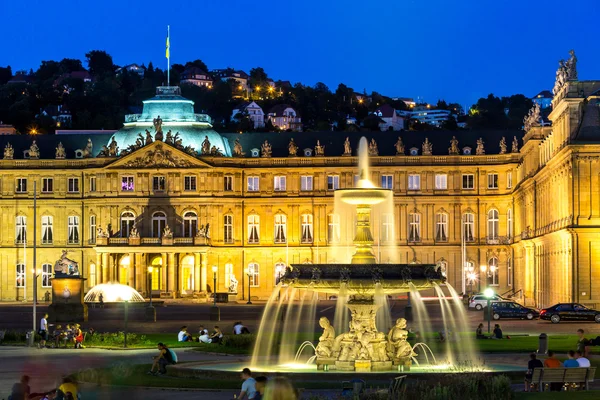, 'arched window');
435,213,448,242
223,214,234,243
248,262,259,286
42,263,52,287
120,211,136,238
16,263,25,288
408,213,420,242
463,213,474,242
248,215,260,244
274,214,287,243
488,257,499,286
152,211,167,238
507,209,513,240
89,215,97,244
15,215,26,244
465,261,476,293
301,214,313,243
68,216,80,244
327,214,340,243
487,209,499,241
275,262,286,285
42,216,53,244
183,211,197,238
